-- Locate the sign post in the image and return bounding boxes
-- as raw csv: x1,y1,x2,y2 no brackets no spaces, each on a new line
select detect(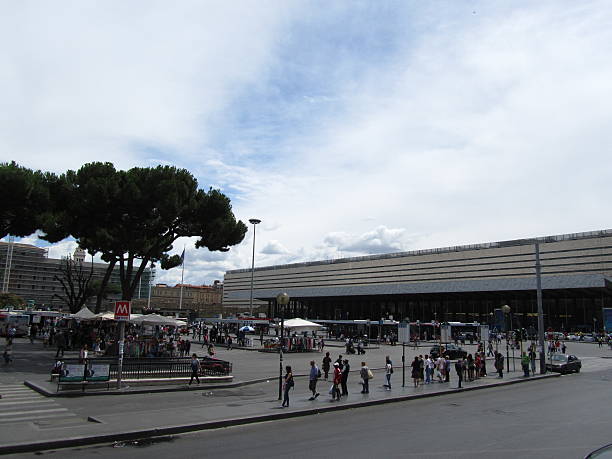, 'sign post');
398,320,410,387
114,301,131,389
